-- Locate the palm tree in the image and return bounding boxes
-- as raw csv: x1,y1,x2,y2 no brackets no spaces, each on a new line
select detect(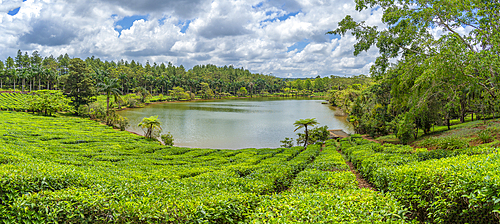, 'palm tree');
135,86,150,103
294,118,319,148
138,116,162,139
97,77,122,117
